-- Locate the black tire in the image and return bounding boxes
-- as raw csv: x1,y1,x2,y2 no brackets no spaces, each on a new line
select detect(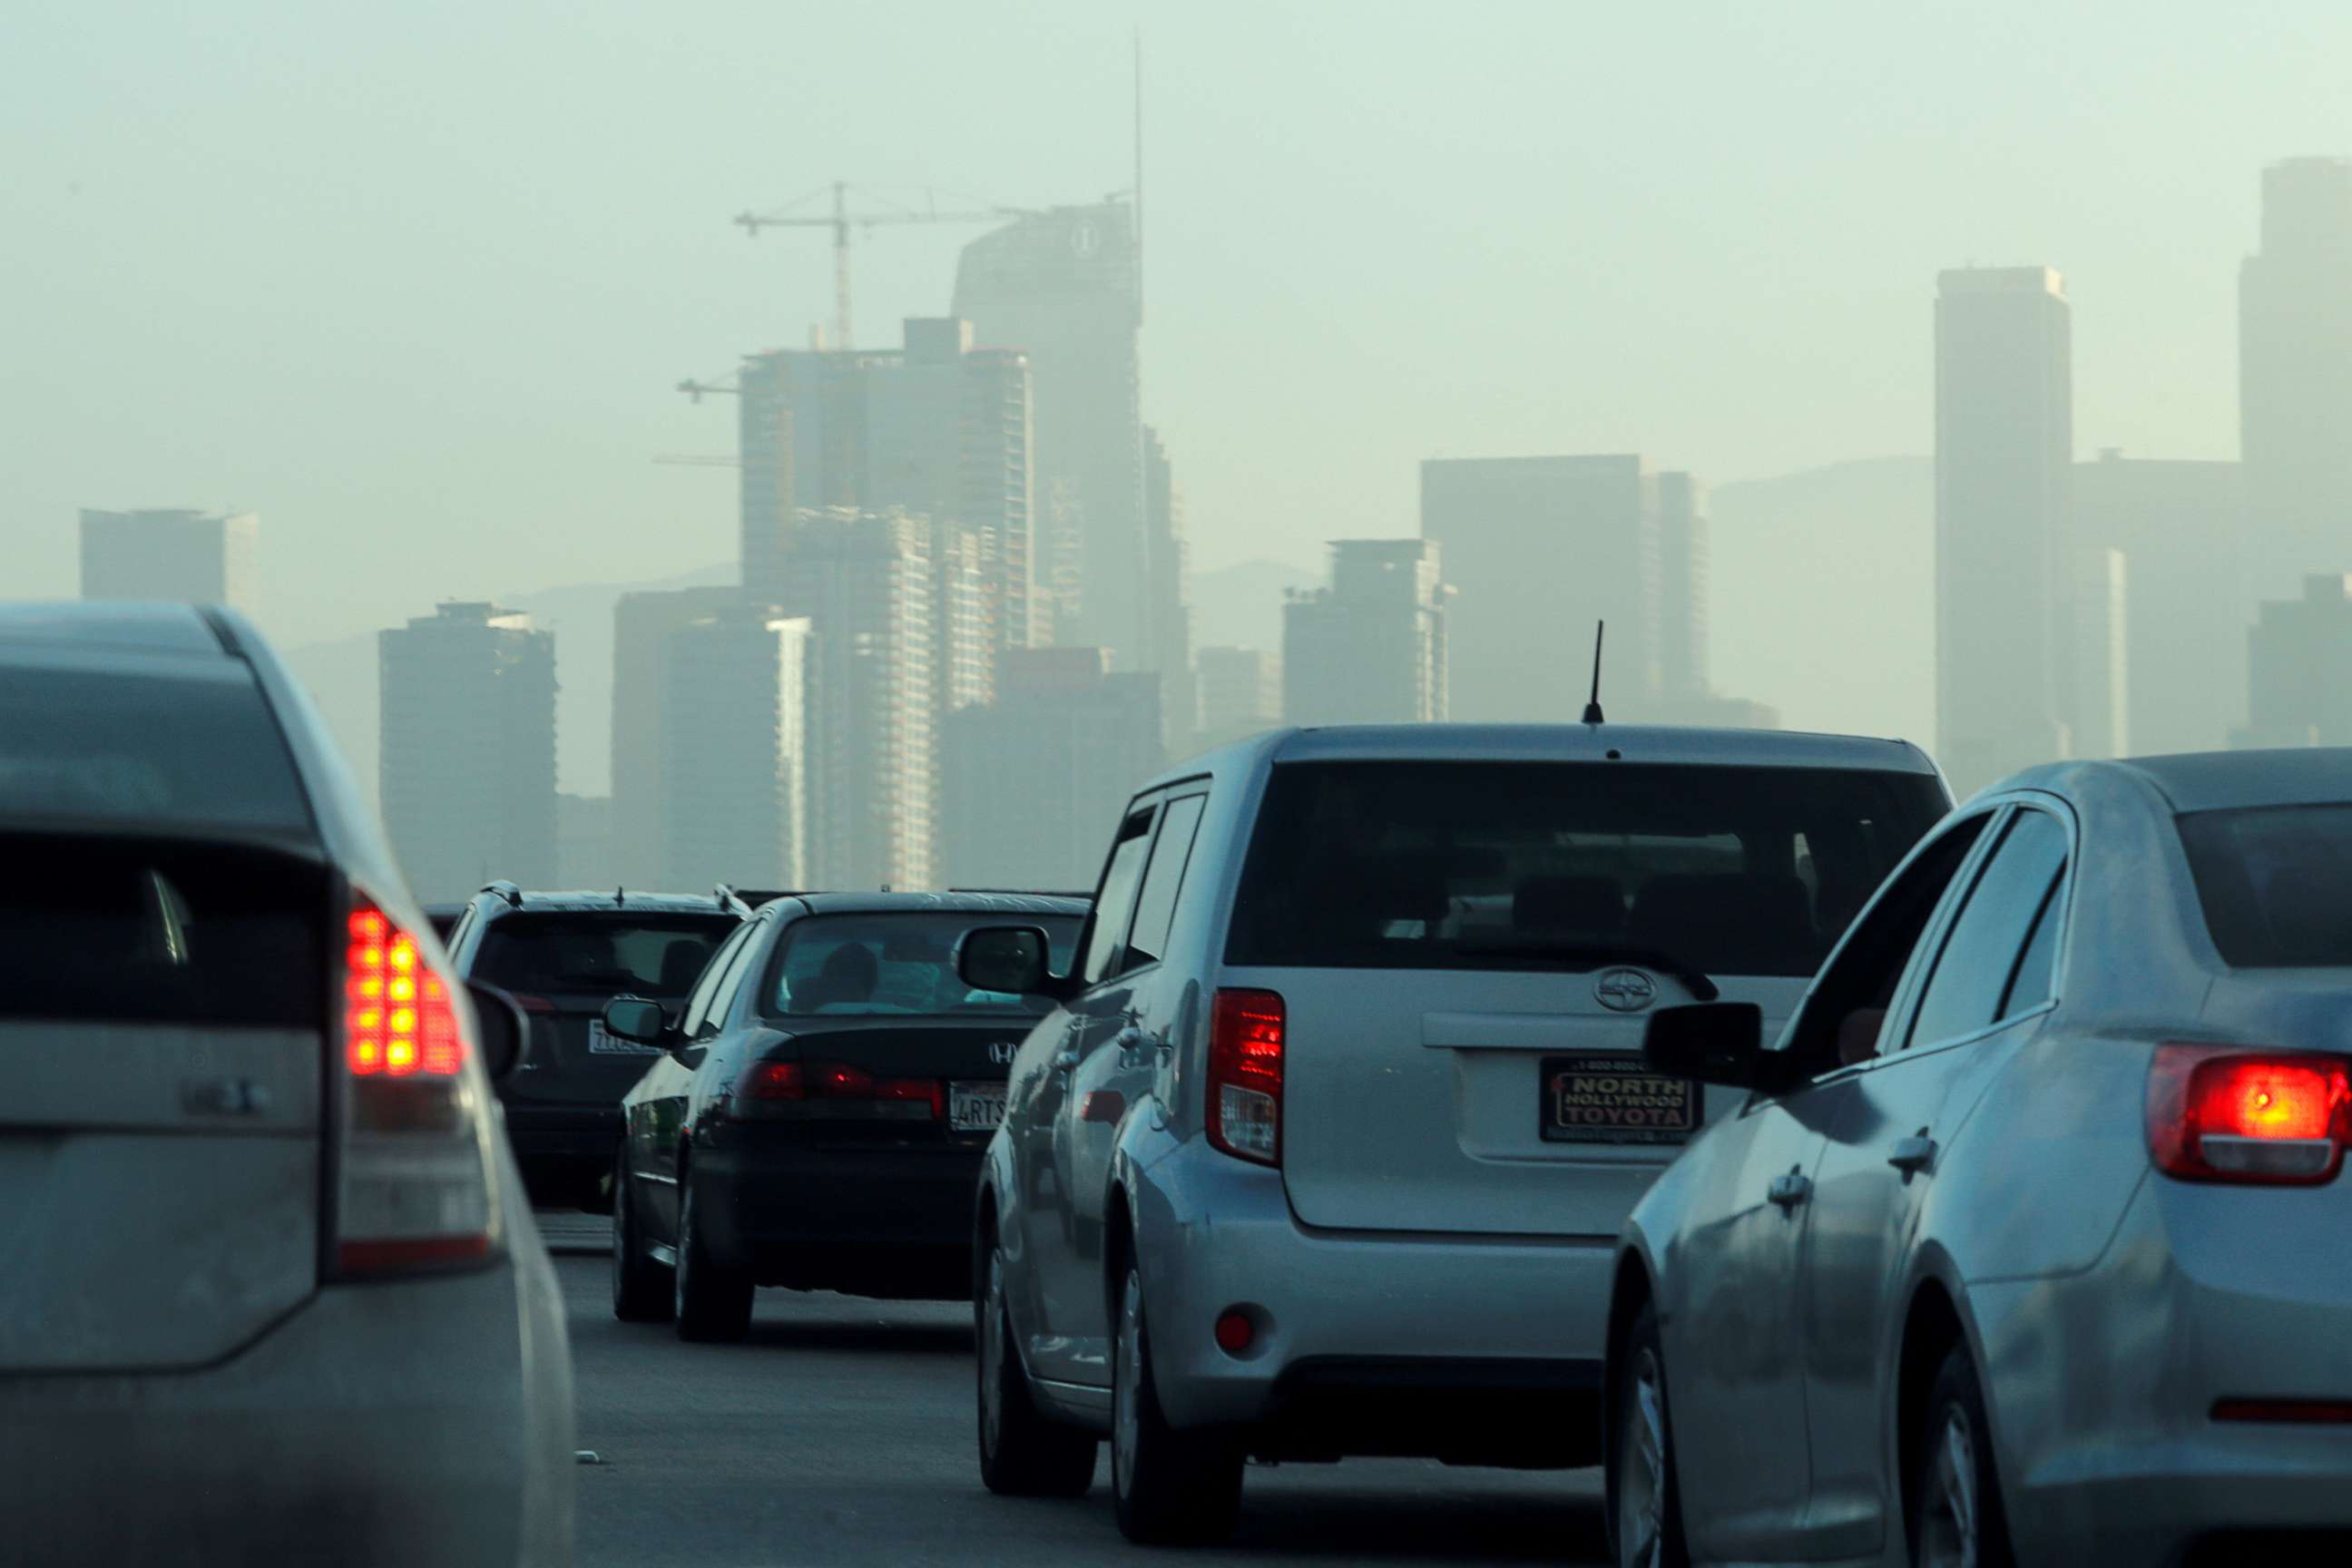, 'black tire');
673,1178,754,1344
610,1148,672,1324
976,1237,1098,1496
1605,1301,1691,1568
1110,1263,1244,1545
1909,1347,2016,1568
